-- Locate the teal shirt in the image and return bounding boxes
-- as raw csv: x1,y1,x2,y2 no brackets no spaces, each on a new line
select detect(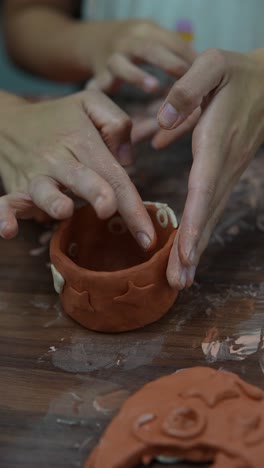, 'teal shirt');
83,0,264,52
